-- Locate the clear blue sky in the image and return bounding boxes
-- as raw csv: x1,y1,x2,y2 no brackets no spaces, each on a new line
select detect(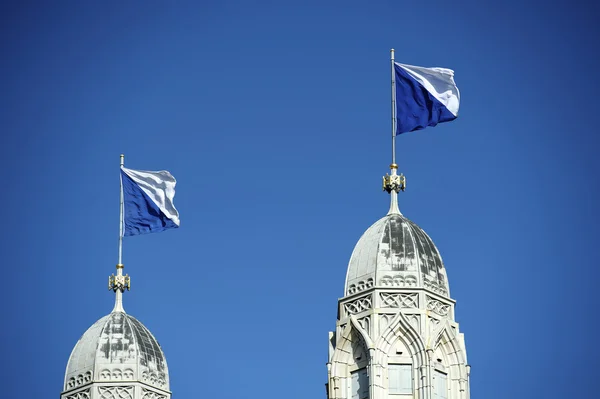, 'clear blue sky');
1,1,599,398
